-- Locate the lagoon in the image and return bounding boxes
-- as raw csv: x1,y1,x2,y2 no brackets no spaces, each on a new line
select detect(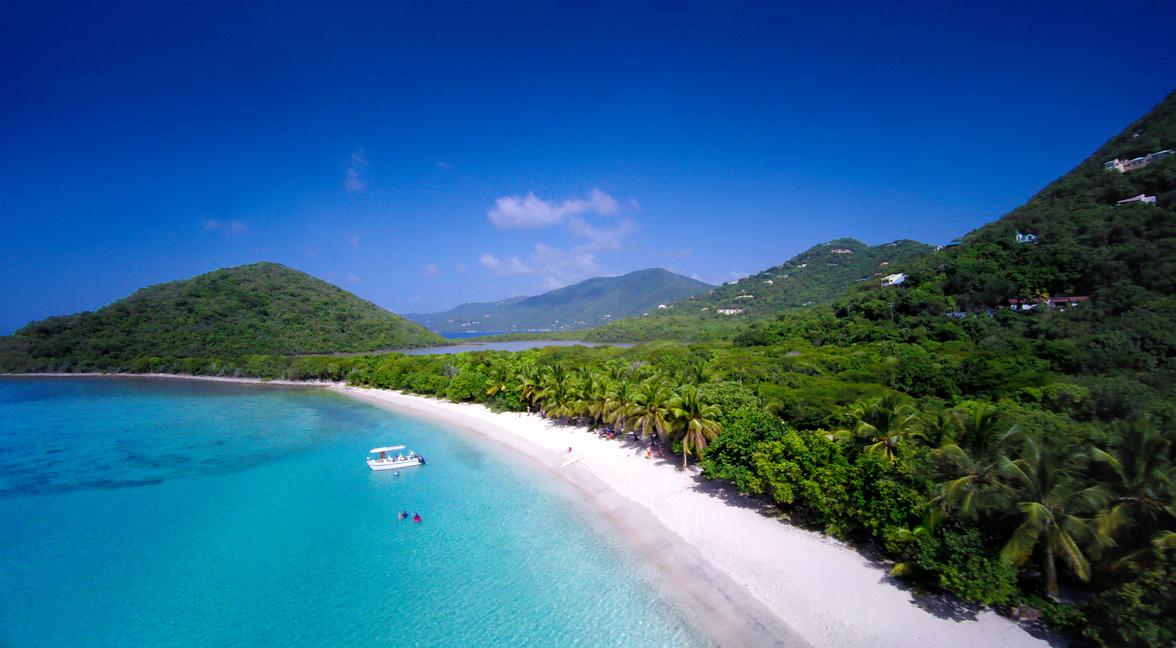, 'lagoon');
0,377,702,648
